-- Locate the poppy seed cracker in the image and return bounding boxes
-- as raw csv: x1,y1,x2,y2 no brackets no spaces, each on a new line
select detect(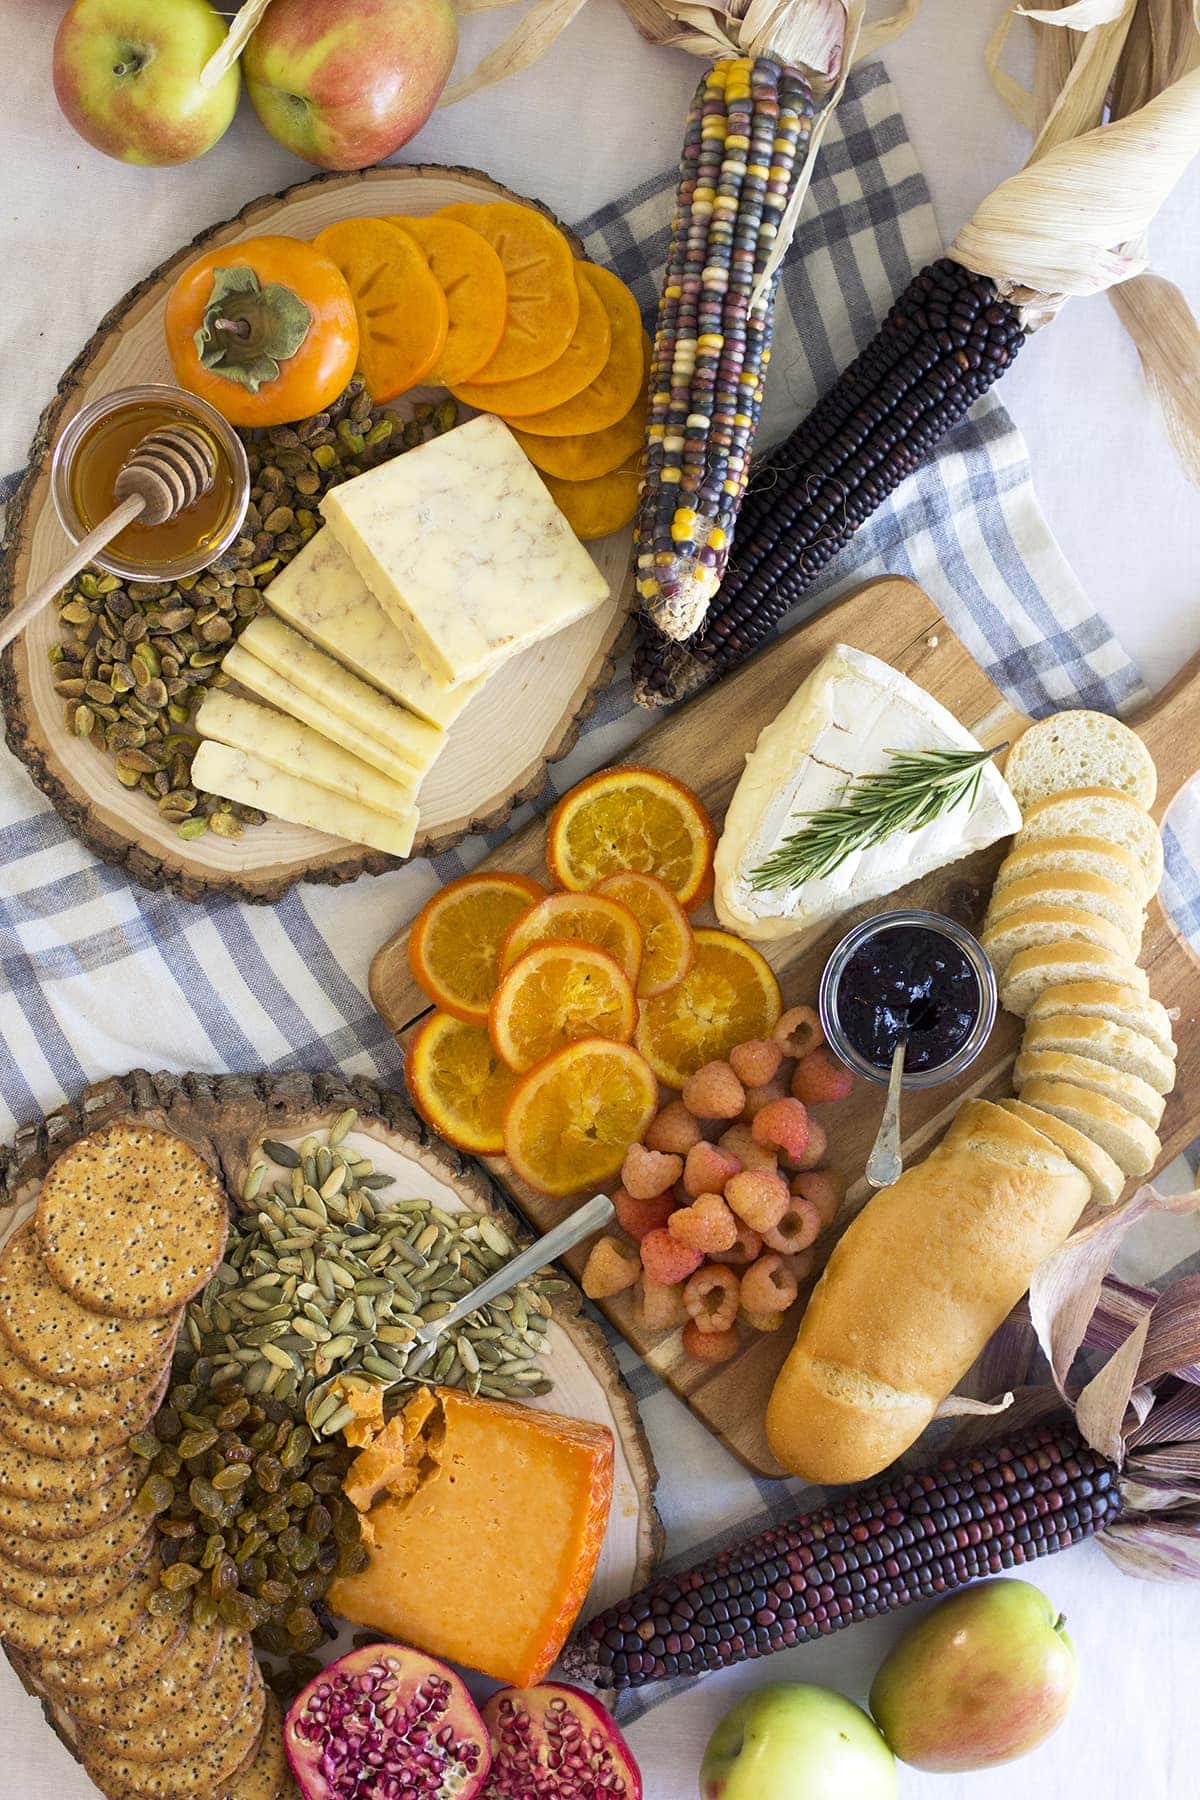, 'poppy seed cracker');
36,1121,229,1320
